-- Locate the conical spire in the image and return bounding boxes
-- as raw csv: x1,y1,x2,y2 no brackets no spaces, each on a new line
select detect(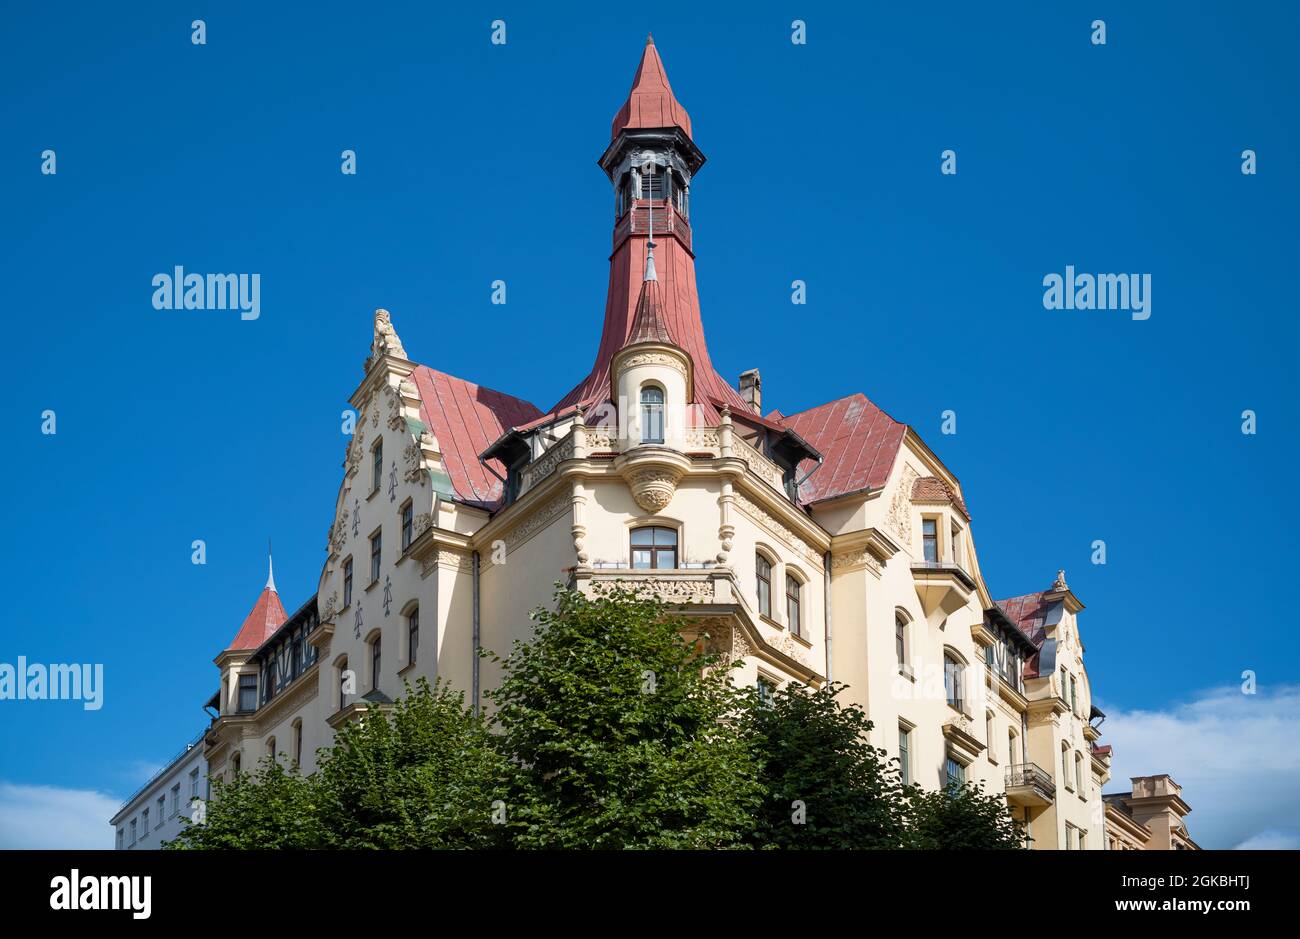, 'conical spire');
225,560,288,652
625,276,675,347
610,35,692,140
265,541,276,592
